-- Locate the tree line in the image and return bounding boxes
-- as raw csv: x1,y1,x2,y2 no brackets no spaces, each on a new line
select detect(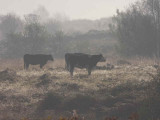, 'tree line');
3,0,160,58
0,13,113,59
